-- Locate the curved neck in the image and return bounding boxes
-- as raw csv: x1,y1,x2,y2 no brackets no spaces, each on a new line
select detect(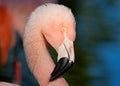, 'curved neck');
23,28,68,86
